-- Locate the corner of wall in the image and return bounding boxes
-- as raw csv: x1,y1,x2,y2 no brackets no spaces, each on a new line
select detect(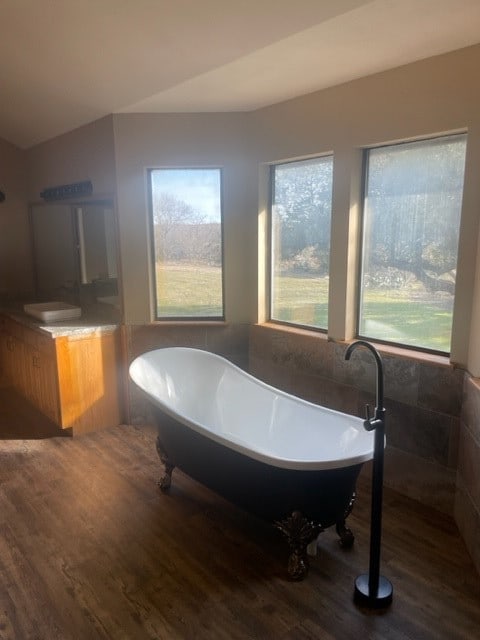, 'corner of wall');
456,373,480,575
